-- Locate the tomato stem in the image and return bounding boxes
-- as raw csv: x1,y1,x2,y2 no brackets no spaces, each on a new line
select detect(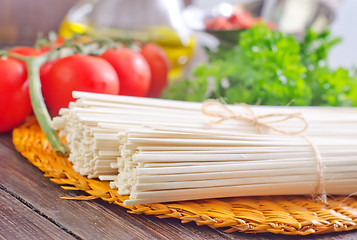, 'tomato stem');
0,51,28,61
0,50,71,157
26,56,70,157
